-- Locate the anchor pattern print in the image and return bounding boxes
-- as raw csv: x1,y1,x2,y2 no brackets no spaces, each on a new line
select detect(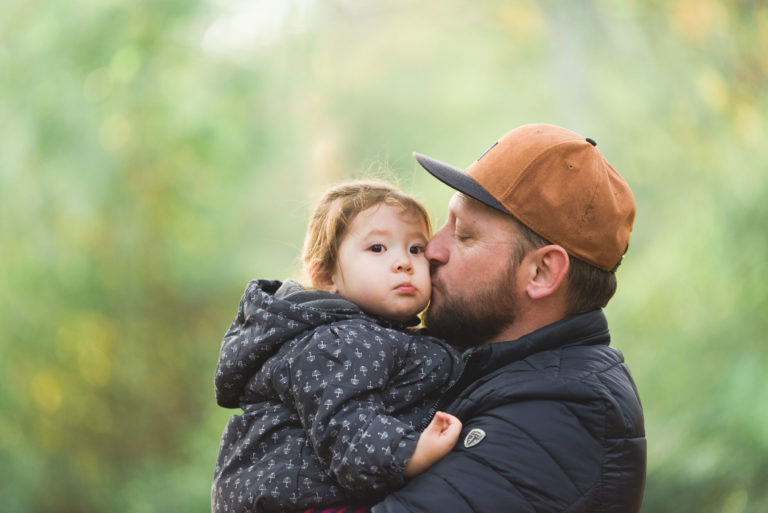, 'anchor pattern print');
212,280,461,513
